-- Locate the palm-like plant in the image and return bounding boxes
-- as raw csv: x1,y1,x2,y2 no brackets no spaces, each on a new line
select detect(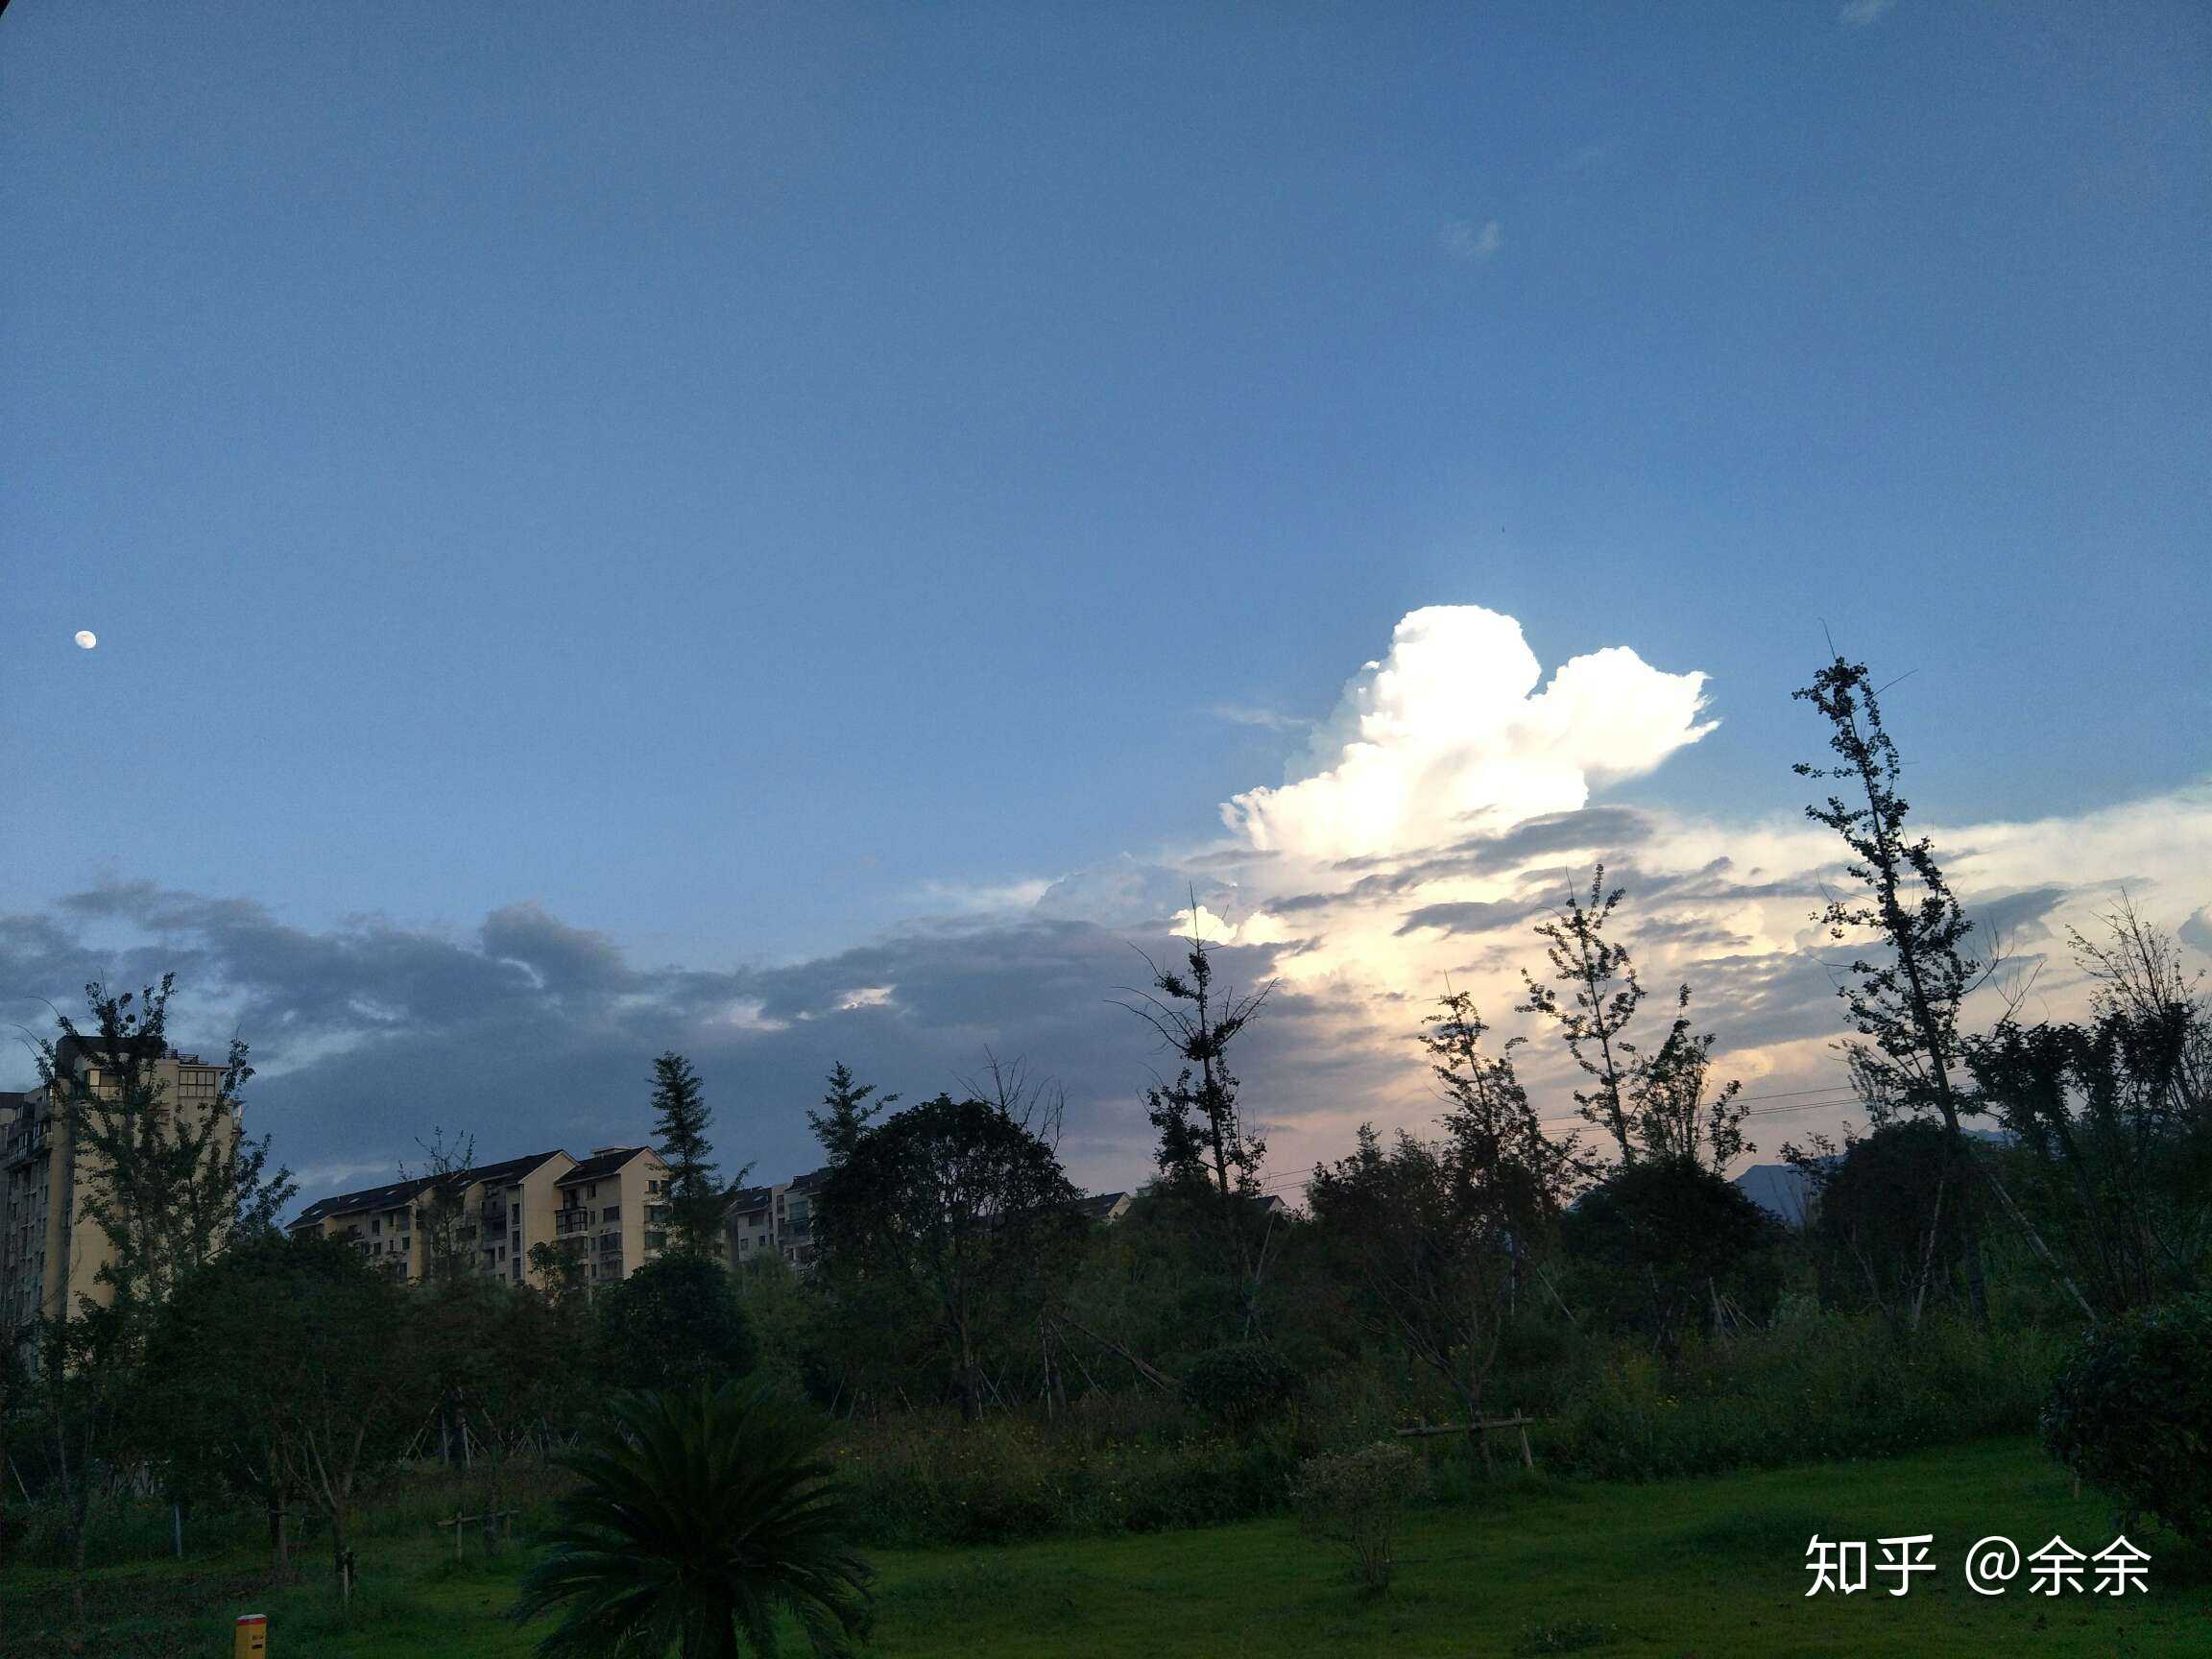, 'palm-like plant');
513,1383,874,1658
